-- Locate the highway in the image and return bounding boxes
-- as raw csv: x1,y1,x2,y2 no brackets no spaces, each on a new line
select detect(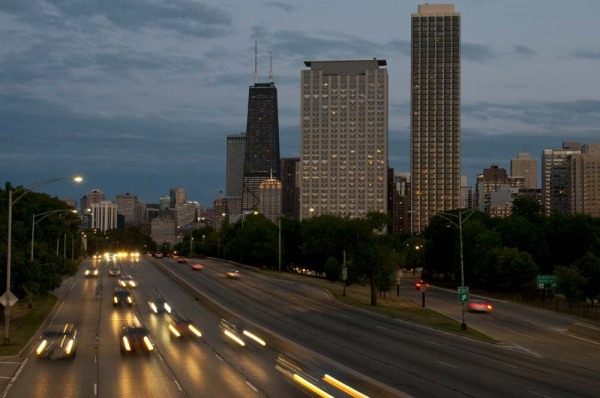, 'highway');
3,254,600,397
